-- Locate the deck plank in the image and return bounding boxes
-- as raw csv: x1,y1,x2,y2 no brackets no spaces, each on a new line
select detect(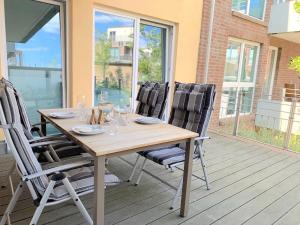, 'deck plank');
1,133,300,225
